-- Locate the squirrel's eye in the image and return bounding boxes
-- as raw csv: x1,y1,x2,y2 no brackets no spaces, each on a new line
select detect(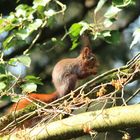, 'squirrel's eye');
87,54,95,61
